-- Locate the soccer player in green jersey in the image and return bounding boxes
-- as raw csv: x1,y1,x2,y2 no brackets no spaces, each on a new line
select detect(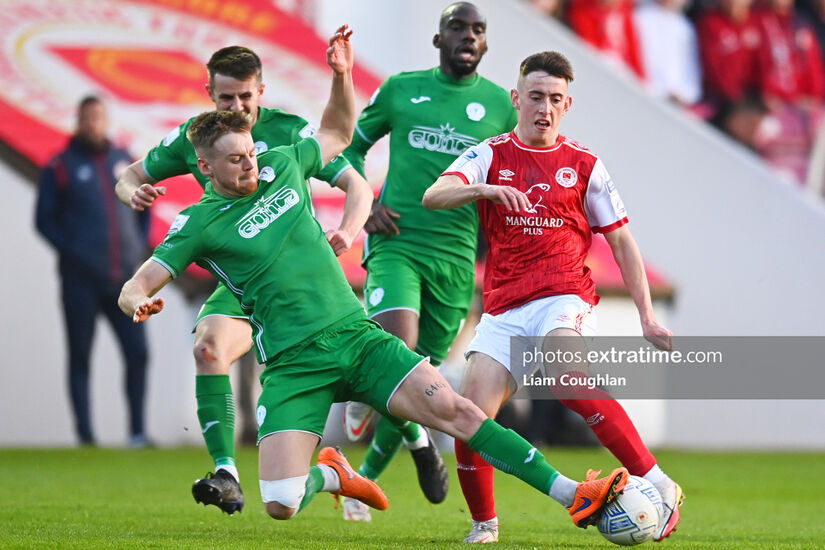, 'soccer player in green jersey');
340,1,518,522
115,45,372,513
118,28,629,529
